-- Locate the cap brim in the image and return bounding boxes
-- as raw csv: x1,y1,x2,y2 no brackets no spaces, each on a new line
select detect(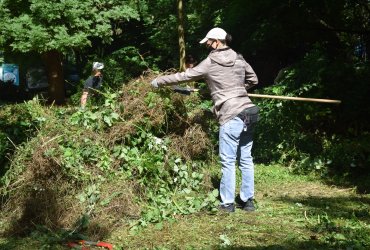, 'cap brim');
199,37,208,44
